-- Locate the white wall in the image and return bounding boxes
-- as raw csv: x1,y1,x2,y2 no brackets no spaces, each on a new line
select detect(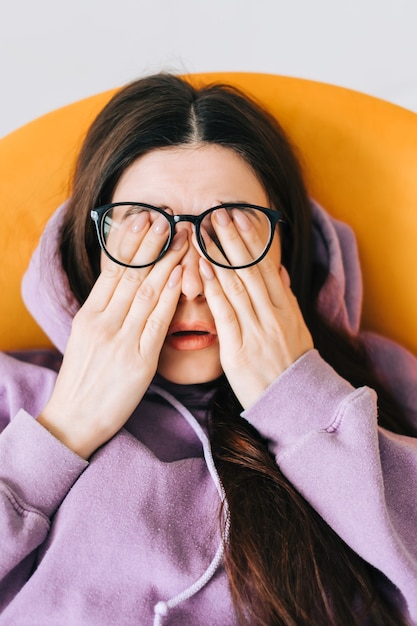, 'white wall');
1,0,417,138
